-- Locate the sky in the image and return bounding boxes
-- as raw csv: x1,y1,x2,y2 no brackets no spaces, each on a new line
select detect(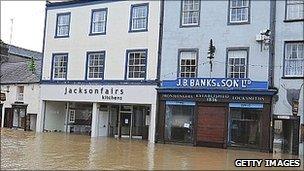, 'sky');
1,1,45,52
